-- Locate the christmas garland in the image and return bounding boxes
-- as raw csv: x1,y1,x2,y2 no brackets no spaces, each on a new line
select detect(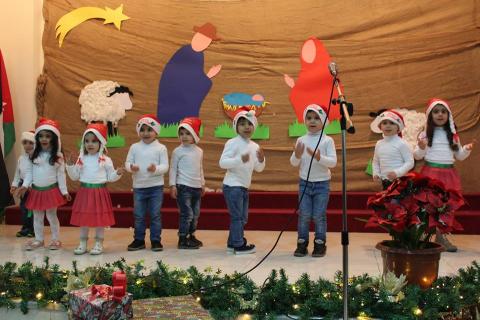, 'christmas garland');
0,257,478,319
